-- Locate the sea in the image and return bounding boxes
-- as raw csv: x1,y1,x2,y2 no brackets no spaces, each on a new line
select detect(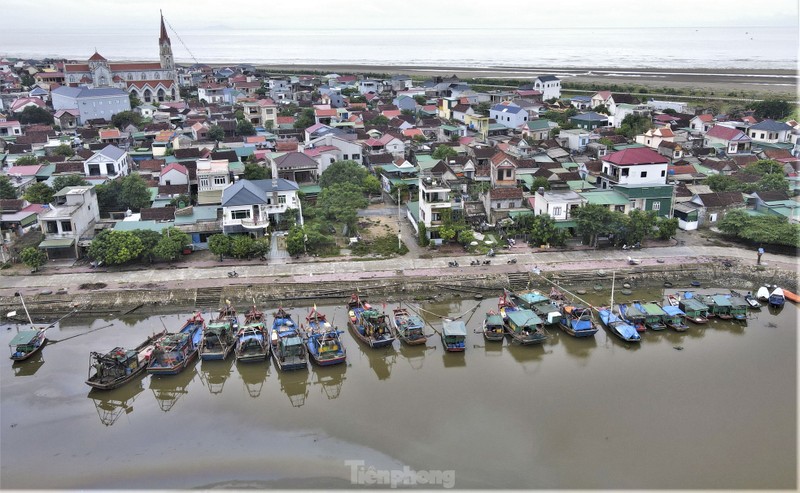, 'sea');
1,26,797,71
